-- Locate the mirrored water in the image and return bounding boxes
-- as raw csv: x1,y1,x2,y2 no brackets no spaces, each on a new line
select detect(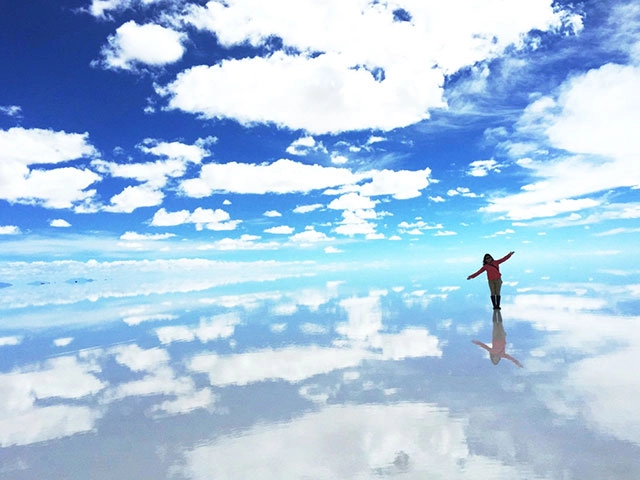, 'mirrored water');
1,260,639,479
